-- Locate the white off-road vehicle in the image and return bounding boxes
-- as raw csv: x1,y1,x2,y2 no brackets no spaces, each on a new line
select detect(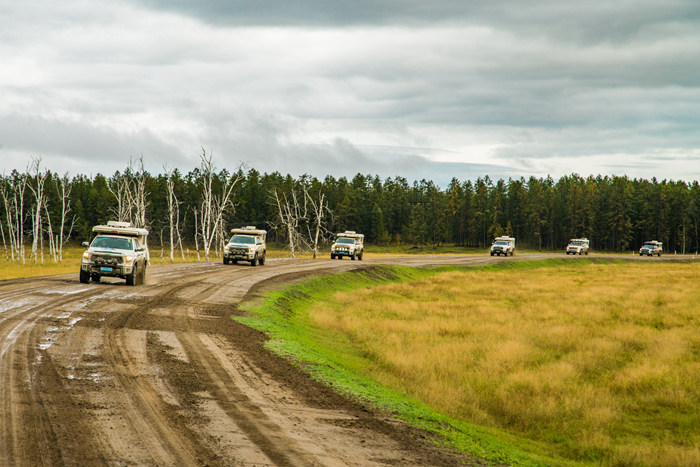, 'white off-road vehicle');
80,221,149,286
490,236,515,256
566,238,590,255
331,231,364,260
640,240,663,257
224,226,267,266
